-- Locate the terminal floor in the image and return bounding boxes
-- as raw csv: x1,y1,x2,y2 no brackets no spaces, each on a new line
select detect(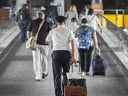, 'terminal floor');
0,42,128,96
